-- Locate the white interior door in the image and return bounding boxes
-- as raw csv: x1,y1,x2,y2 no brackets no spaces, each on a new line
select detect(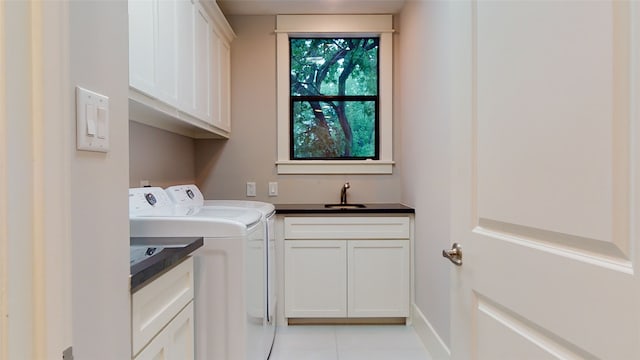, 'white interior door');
449,1,640,358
